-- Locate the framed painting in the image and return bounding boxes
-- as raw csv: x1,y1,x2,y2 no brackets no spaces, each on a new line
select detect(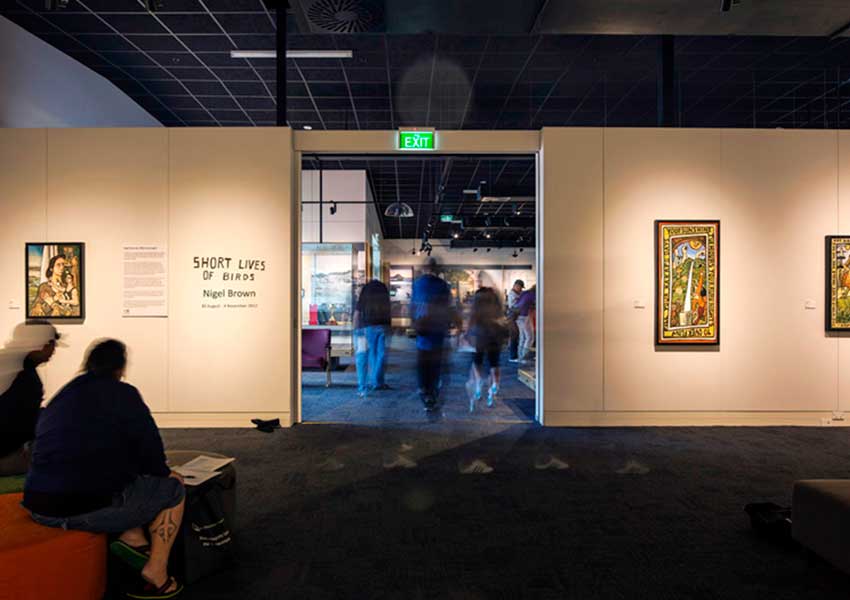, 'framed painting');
25,242,85,320
655,221,719,345
826,236,850,331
